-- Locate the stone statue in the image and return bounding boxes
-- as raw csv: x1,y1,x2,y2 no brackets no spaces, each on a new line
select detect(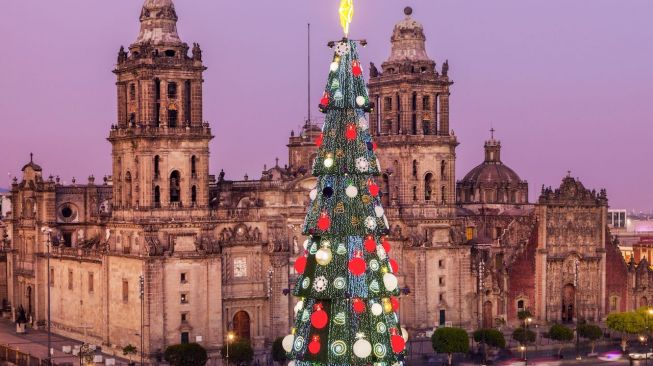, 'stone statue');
218,169,225,181
117,46,128,64
369,62,379,77
192,43,203,61
442,60,449,76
